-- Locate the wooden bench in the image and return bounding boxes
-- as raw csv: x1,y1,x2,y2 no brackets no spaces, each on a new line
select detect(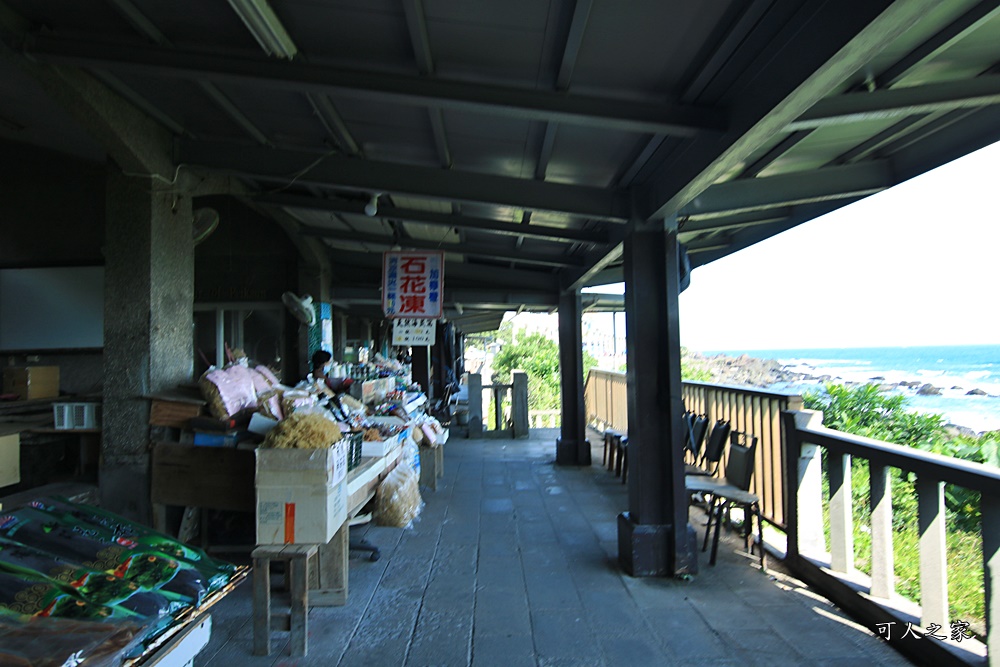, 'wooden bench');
252,543,317,657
